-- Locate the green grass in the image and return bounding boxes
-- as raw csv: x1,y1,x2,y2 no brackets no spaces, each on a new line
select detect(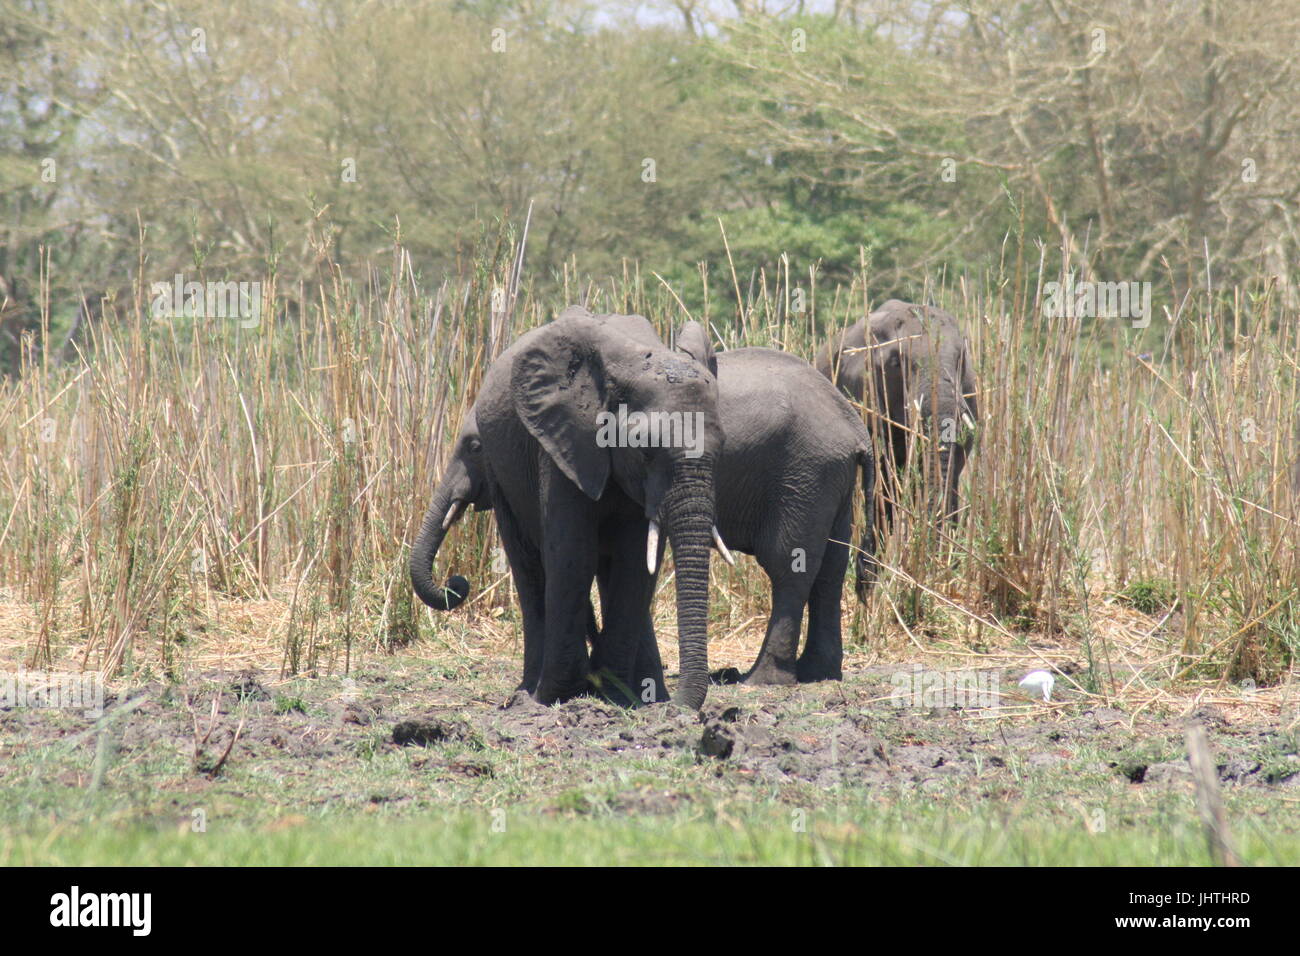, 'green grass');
1117,579,1178,616
4,808,1297,866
